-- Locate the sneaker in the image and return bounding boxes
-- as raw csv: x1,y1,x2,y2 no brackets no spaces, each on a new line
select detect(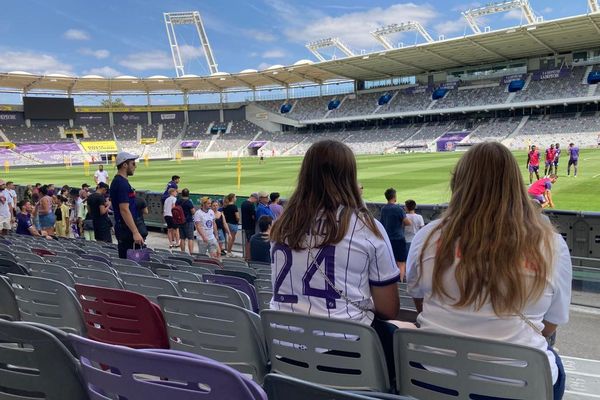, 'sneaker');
225,252,233,257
